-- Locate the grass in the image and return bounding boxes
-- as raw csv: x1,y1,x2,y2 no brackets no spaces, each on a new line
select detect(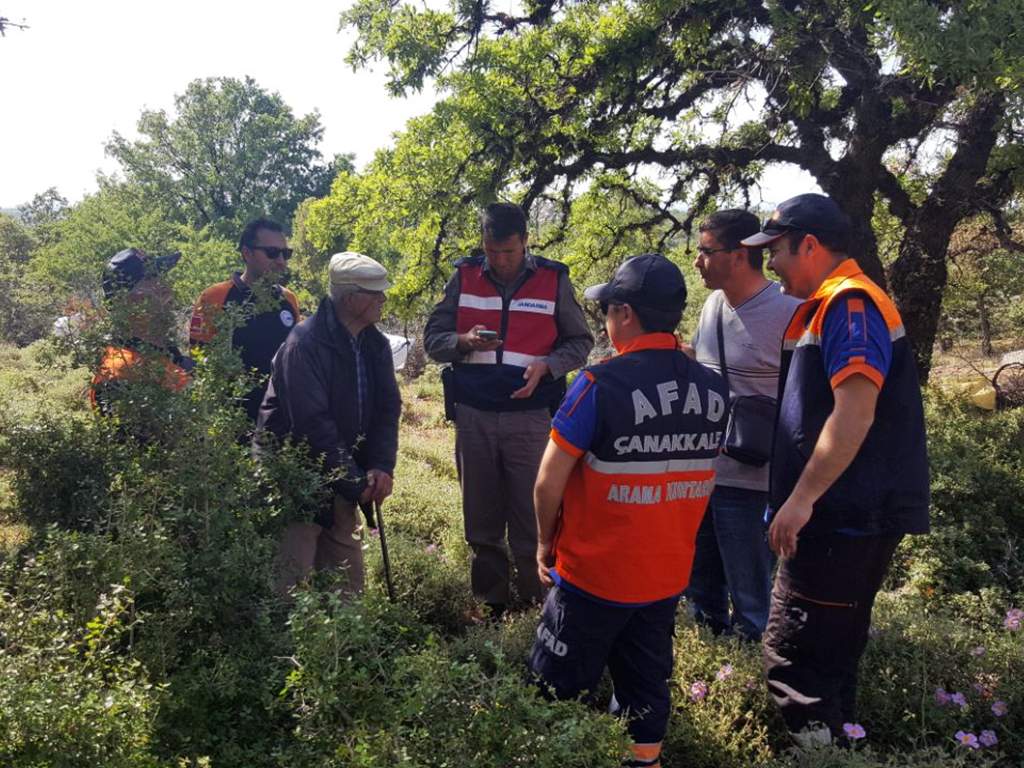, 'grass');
2,344,1022,766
